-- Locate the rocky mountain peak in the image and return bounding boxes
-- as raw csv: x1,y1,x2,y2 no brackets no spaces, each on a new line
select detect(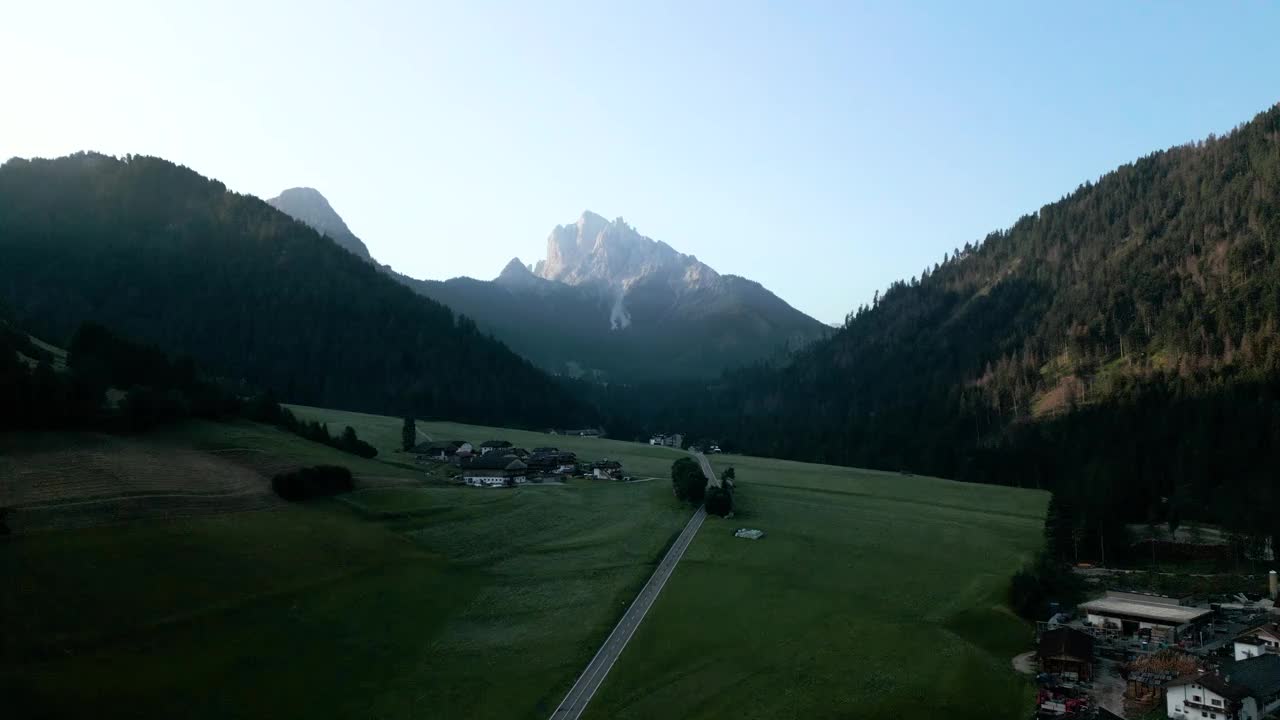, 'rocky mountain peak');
495,257,541,288
267,187,372,262
533,211,720,296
